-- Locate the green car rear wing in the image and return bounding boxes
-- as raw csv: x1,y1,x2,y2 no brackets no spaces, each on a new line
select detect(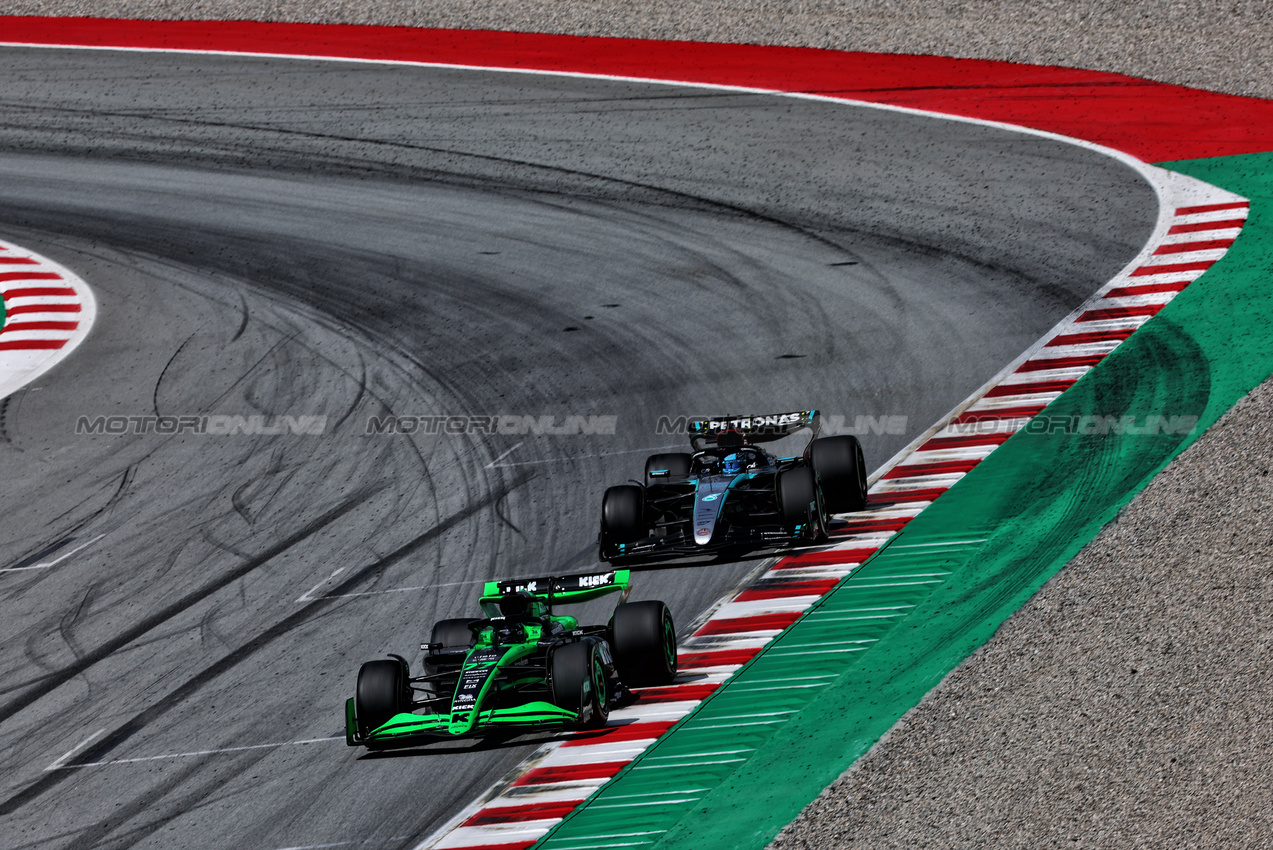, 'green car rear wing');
480,569,631,616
